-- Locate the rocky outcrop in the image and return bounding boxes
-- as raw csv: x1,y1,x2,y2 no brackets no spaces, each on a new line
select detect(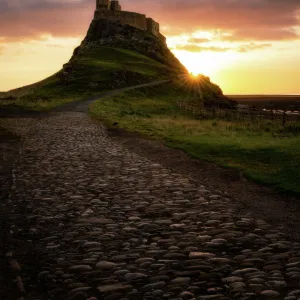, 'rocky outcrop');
69,18,187,74
64,18,235,108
